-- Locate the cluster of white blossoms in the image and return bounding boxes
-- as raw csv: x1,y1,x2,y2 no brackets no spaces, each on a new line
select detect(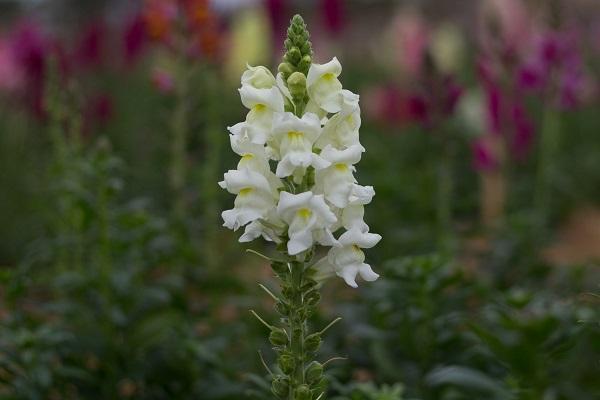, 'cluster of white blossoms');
219,58,381,288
